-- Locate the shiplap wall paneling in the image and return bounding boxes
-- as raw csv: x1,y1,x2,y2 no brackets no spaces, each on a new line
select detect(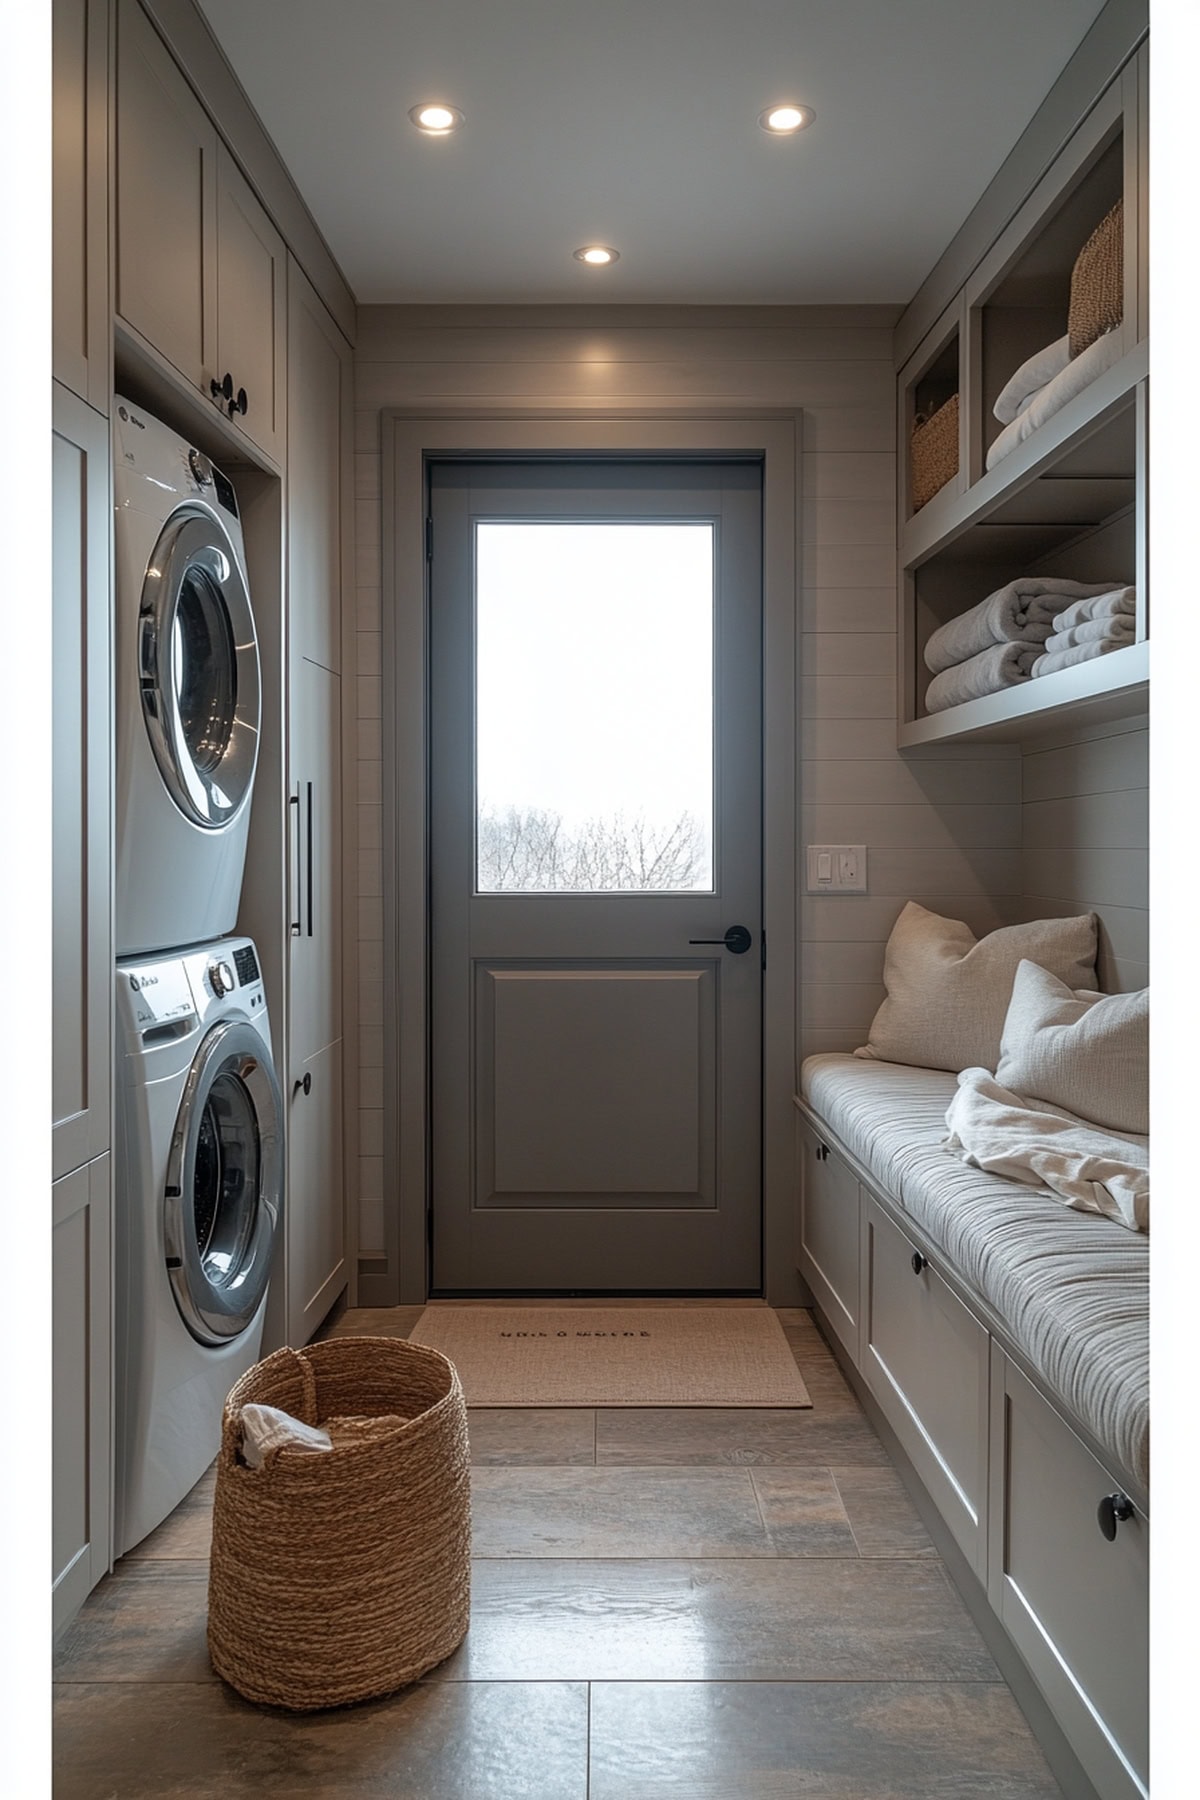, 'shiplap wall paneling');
1021,716,1148,994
